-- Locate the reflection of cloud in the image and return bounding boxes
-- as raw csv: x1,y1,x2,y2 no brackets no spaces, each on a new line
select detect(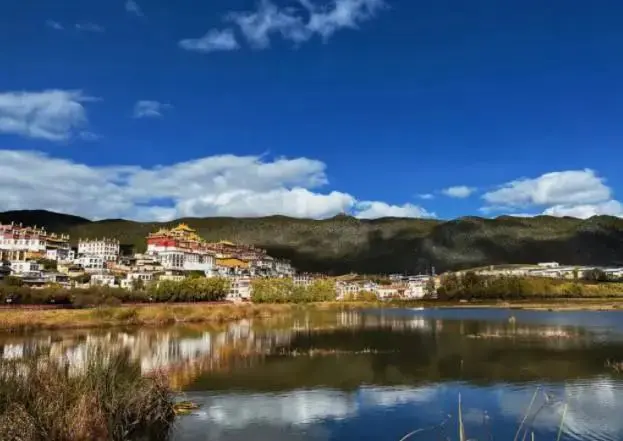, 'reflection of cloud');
358,386,439,408
498,380,623,441
187,386,442,433
196,390,357,427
